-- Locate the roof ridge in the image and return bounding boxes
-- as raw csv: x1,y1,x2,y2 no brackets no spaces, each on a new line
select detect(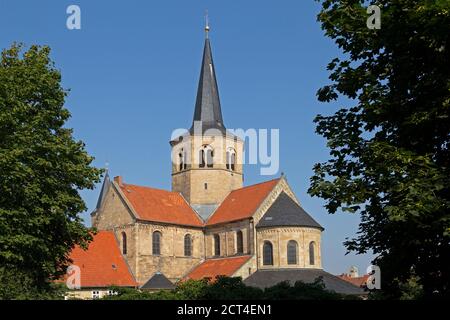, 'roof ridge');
122,183,175,193
233,178,280,192
205,178,281,226
111,181,141,220
116,181,204,227
205,255,252,261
